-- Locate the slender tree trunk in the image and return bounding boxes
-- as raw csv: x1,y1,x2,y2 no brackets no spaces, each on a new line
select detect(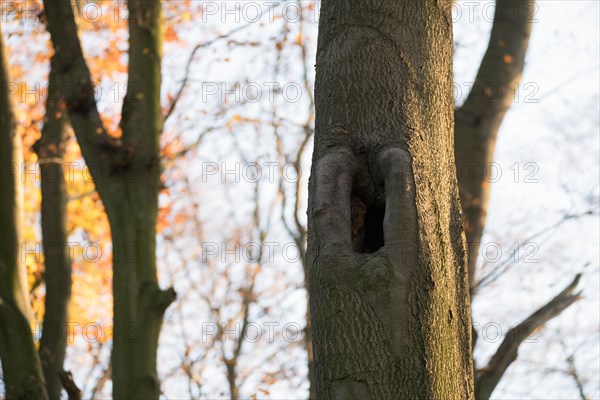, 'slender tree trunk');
33,55,74,400
108,2,175,398
306,1,473,398
454,0,533,290
454,0,534,386
453,3,583,399
0,28,48,400
42,1,175,398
